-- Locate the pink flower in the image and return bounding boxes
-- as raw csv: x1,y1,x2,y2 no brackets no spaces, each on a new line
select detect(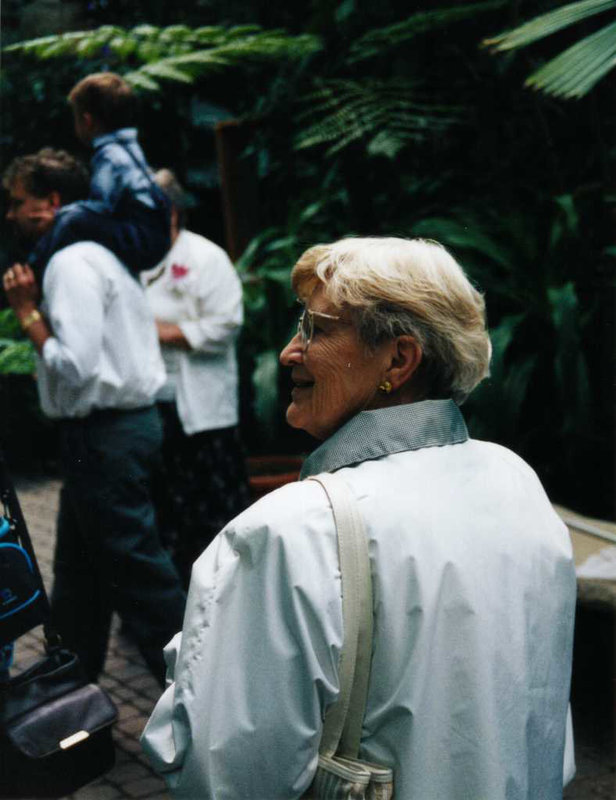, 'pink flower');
171,263,189,279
